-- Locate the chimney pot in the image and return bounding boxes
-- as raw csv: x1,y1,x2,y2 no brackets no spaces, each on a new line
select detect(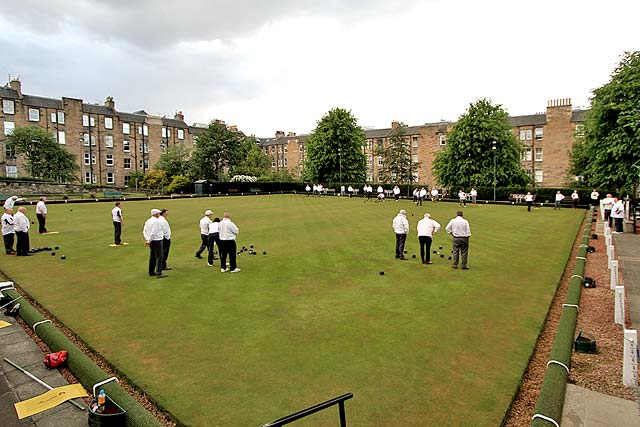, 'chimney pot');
8,78,22,96
105,96,115,110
